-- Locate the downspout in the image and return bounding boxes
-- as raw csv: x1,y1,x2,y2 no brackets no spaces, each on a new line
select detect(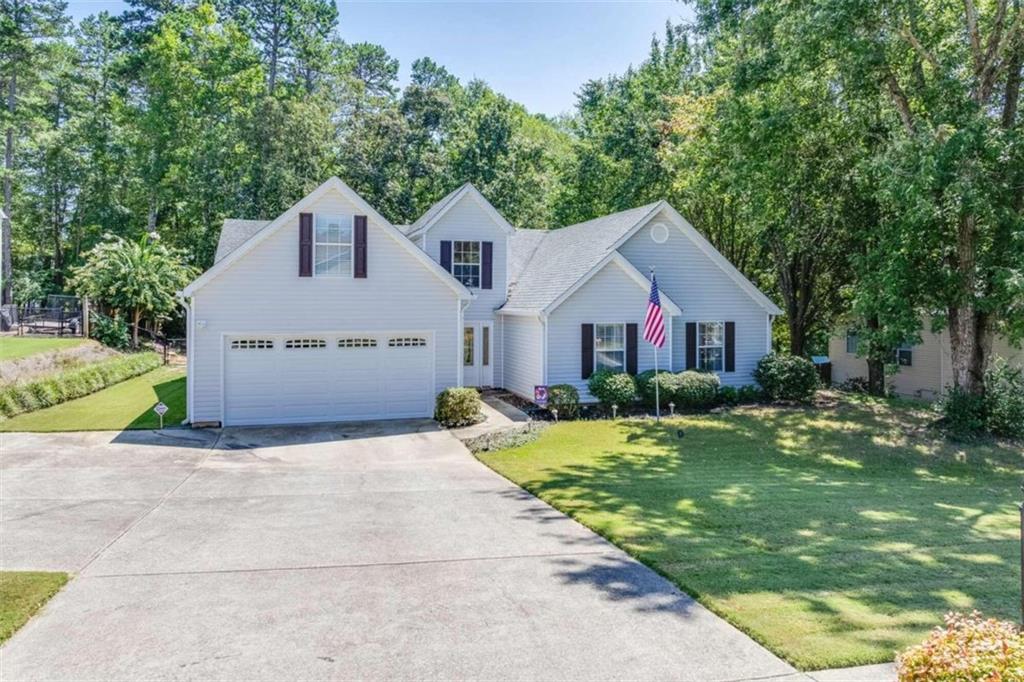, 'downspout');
176,291,192,425
540,311,549,385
